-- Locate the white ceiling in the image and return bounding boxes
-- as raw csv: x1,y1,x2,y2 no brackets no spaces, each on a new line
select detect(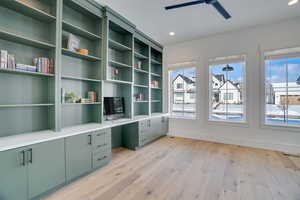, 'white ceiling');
96,0,300,45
